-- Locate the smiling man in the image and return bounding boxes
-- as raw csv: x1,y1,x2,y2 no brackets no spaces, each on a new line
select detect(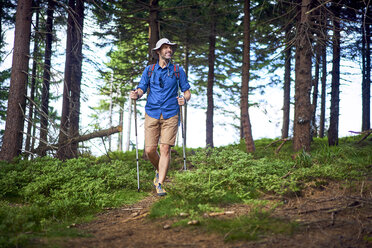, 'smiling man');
130,38,191,196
